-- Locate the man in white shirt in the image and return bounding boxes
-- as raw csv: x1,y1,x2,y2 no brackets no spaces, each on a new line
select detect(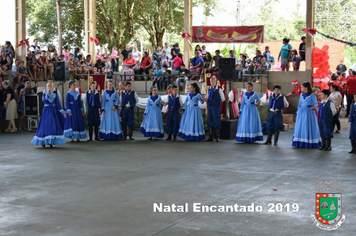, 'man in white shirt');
31,39,41,60
226,50,239,77
162,42,172,68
